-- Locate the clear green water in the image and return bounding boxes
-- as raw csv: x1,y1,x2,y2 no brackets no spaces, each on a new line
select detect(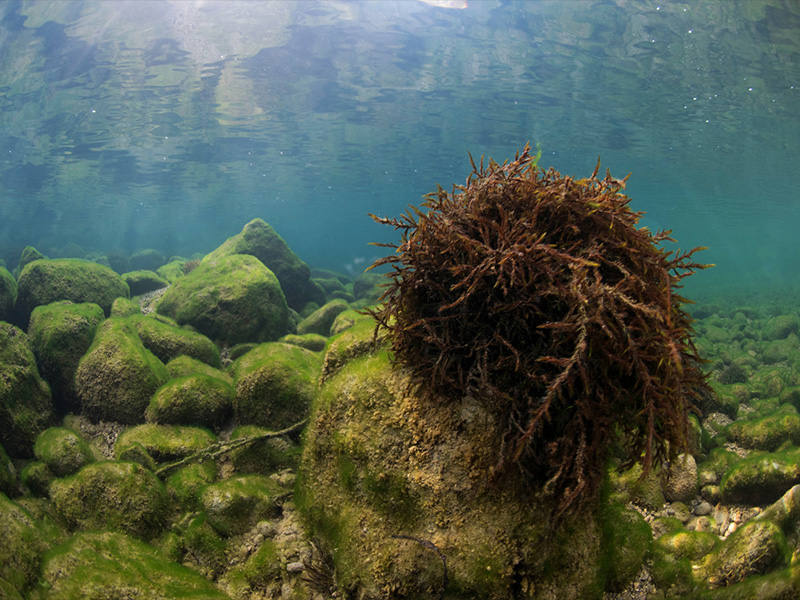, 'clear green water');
1,0,798,298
